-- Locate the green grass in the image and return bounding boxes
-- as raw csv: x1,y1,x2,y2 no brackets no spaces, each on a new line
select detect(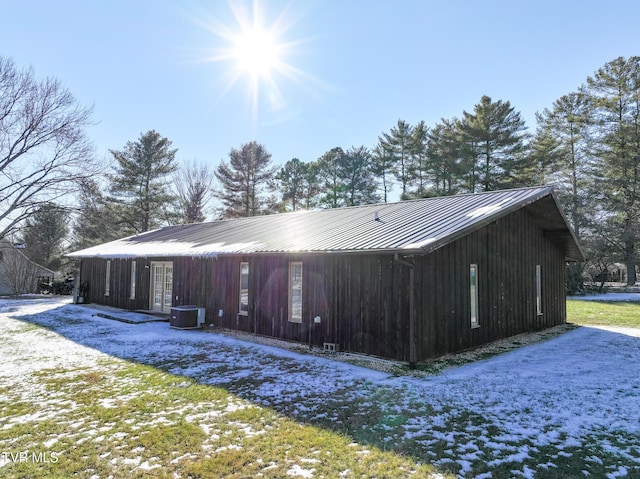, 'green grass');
0,359,445,479
567,299,640,328
3,303,639,478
